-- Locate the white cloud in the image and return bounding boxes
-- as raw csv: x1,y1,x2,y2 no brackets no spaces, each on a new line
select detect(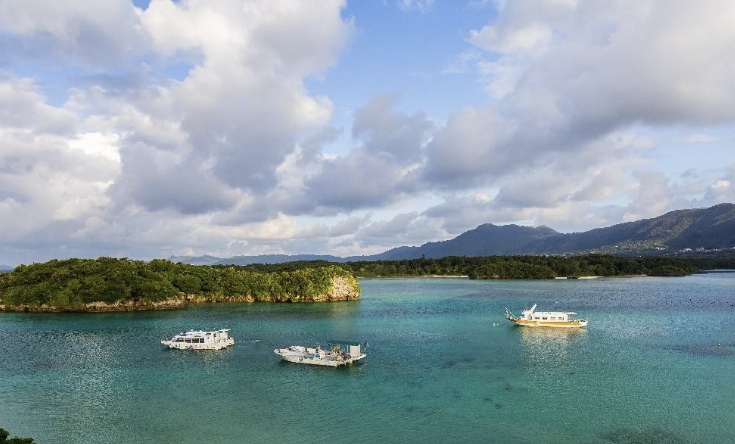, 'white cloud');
0,77,76,134
470,23,552,53
304,95,432,211
1,0,734,265
135,0,353,196
423,106,516,187
0,0,147,69
682,134,717,144
67,132,121,162
398,0,435,14
0,77,119,245
703,172,735,204
495,0,735,129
